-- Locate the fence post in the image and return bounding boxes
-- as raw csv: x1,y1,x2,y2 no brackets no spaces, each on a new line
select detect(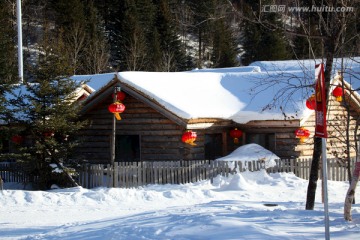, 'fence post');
0,176,3,191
